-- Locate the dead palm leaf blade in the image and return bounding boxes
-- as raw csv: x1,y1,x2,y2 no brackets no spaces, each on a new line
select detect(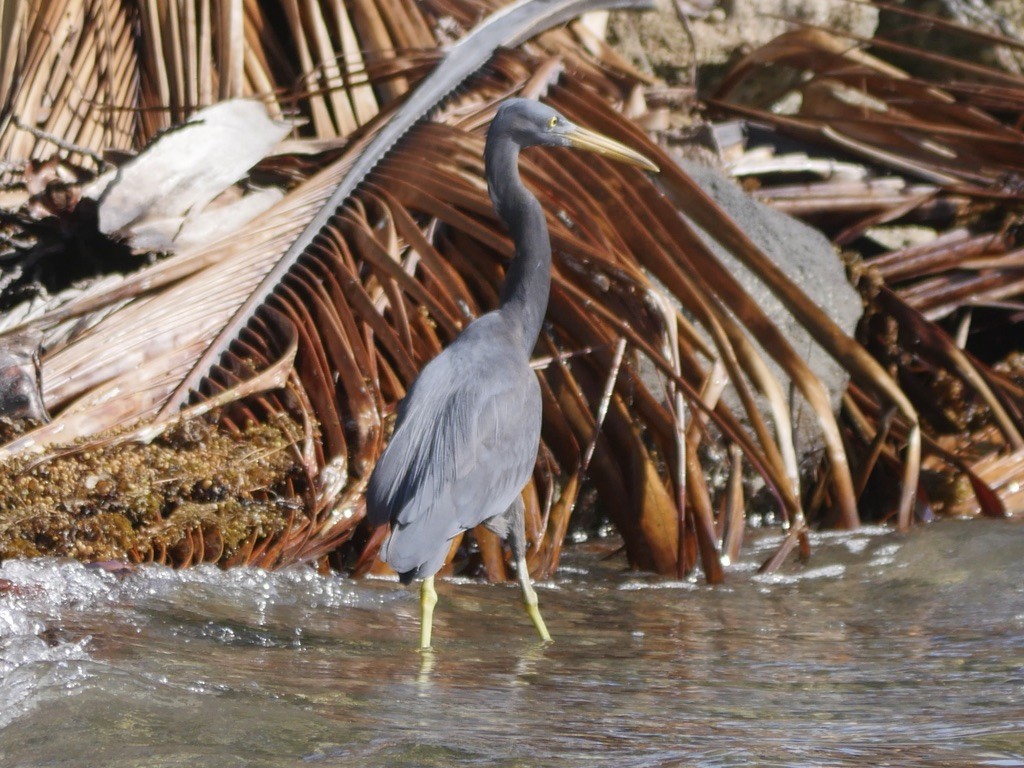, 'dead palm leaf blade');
0,0,959,582
711,10,1024,521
